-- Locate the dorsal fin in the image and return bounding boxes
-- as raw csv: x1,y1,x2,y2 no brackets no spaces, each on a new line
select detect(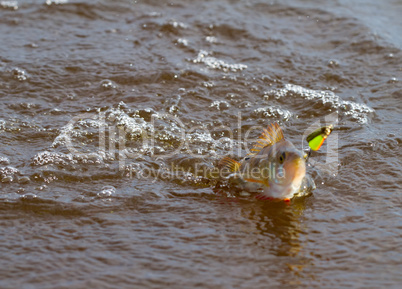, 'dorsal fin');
248,123,284,155
218,156,241,172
